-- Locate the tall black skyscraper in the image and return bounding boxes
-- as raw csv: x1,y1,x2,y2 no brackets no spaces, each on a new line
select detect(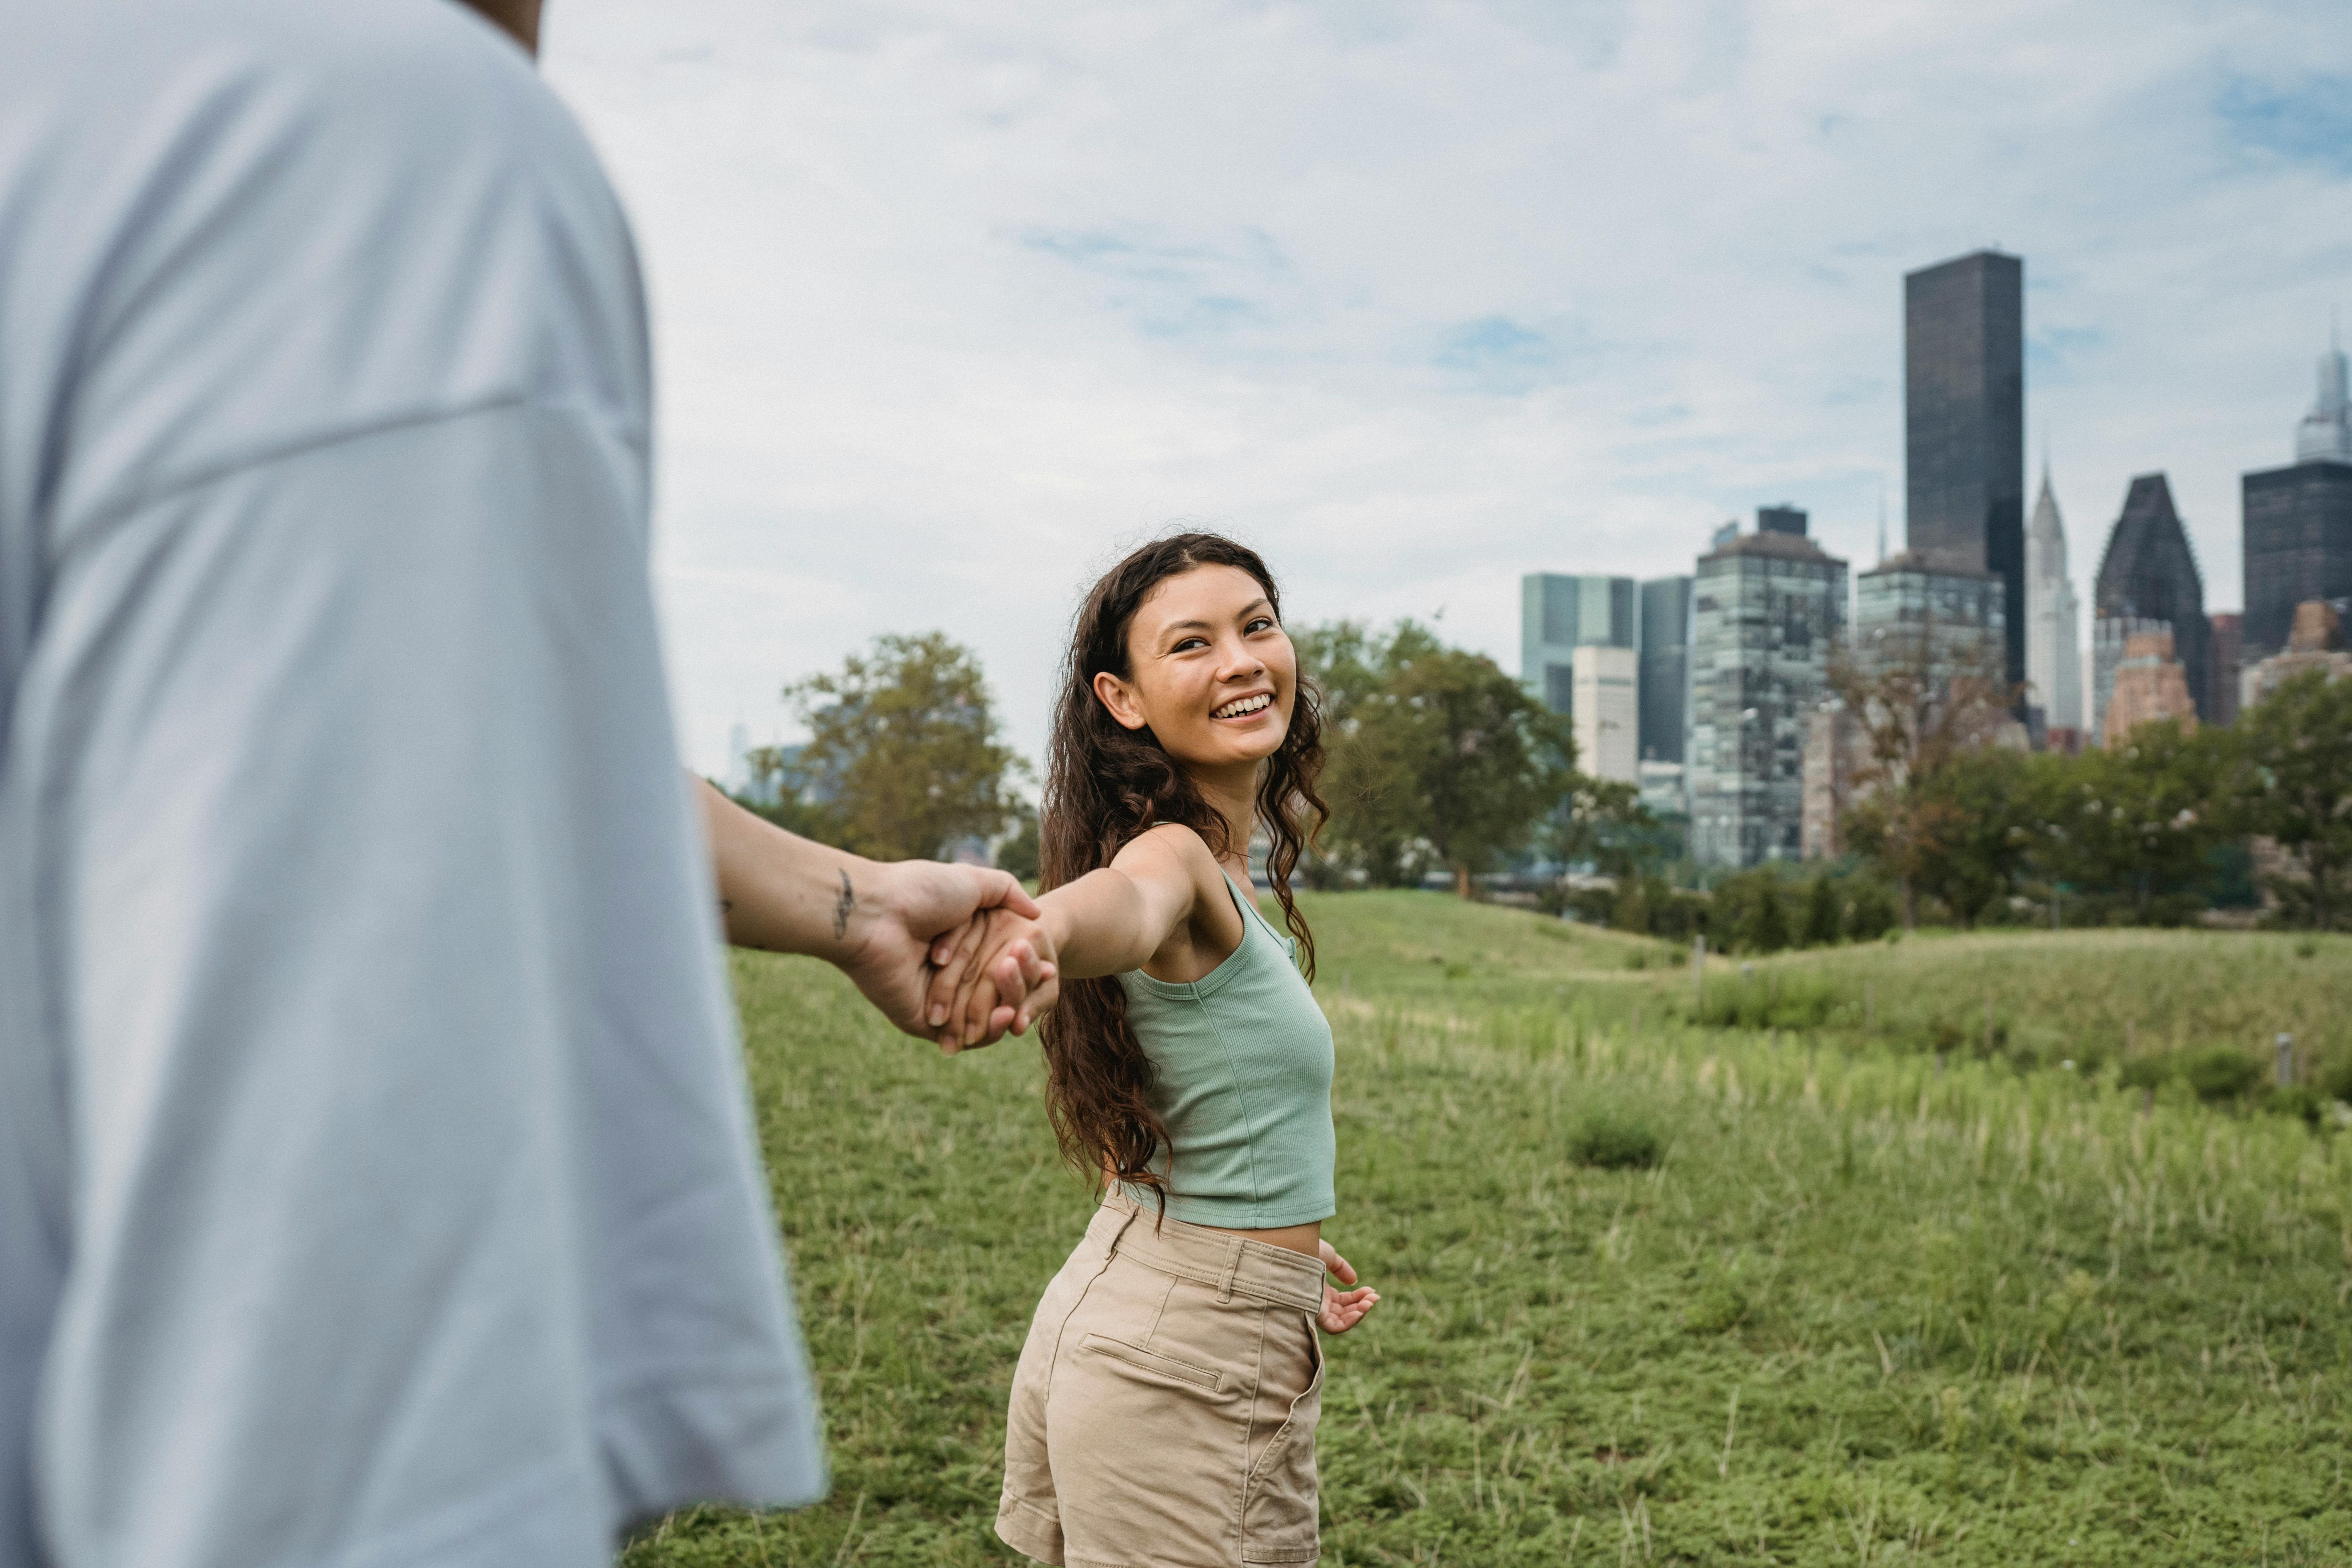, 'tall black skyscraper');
2094,473,2213,724
2242,338,2352,661
1905,250,2025,690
